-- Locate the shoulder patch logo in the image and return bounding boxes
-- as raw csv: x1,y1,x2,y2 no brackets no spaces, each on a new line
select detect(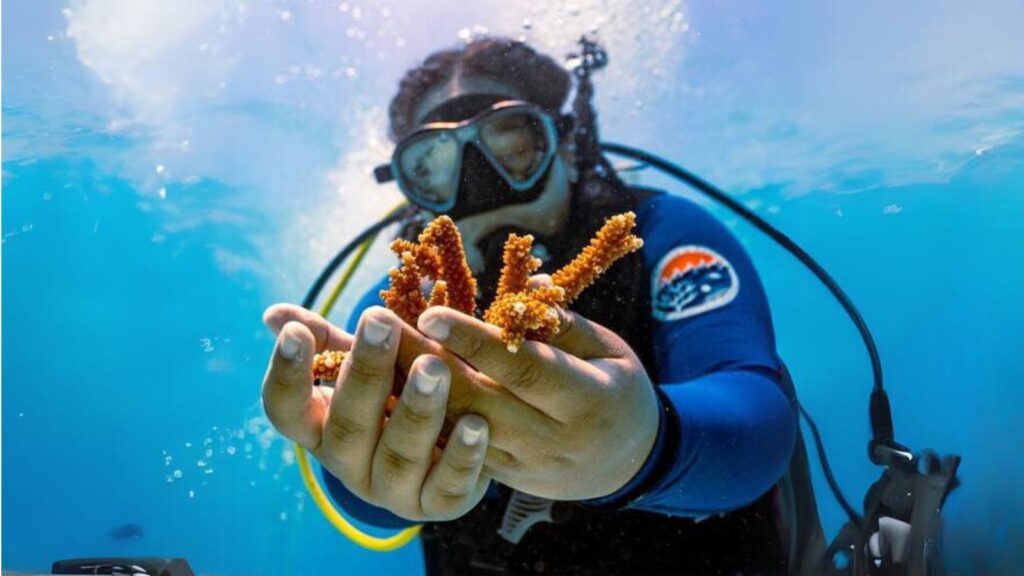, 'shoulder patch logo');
651,245,739,321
